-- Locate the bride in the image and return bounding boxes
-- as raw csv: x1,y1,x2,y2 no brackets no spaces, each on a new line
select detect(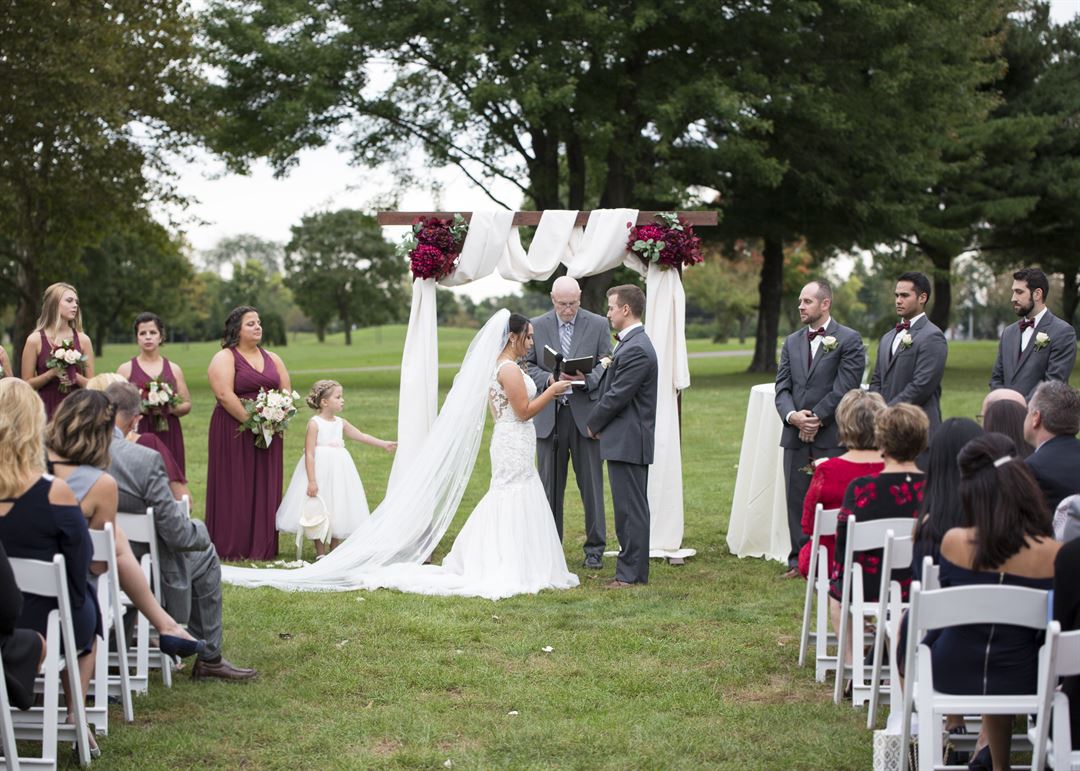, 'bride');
221,309,580,599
